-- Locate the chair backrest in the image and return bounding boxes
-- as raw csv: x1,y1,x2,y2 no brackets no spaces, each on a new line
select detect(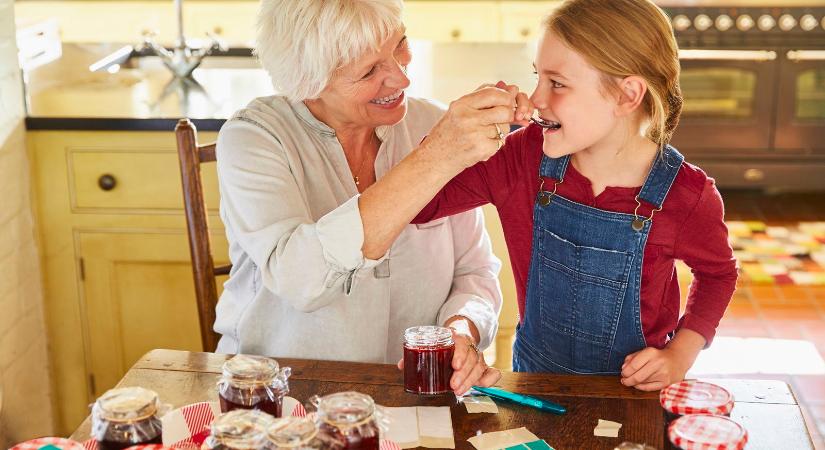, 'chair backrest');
175,118,230,352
